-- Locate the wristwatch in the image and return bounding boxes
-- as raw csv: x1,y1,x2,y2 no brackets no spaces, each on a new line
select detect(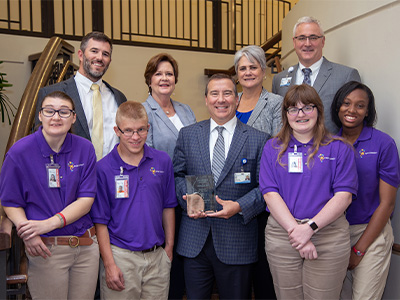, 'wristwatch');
307,220,318,232
352,246,365,256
